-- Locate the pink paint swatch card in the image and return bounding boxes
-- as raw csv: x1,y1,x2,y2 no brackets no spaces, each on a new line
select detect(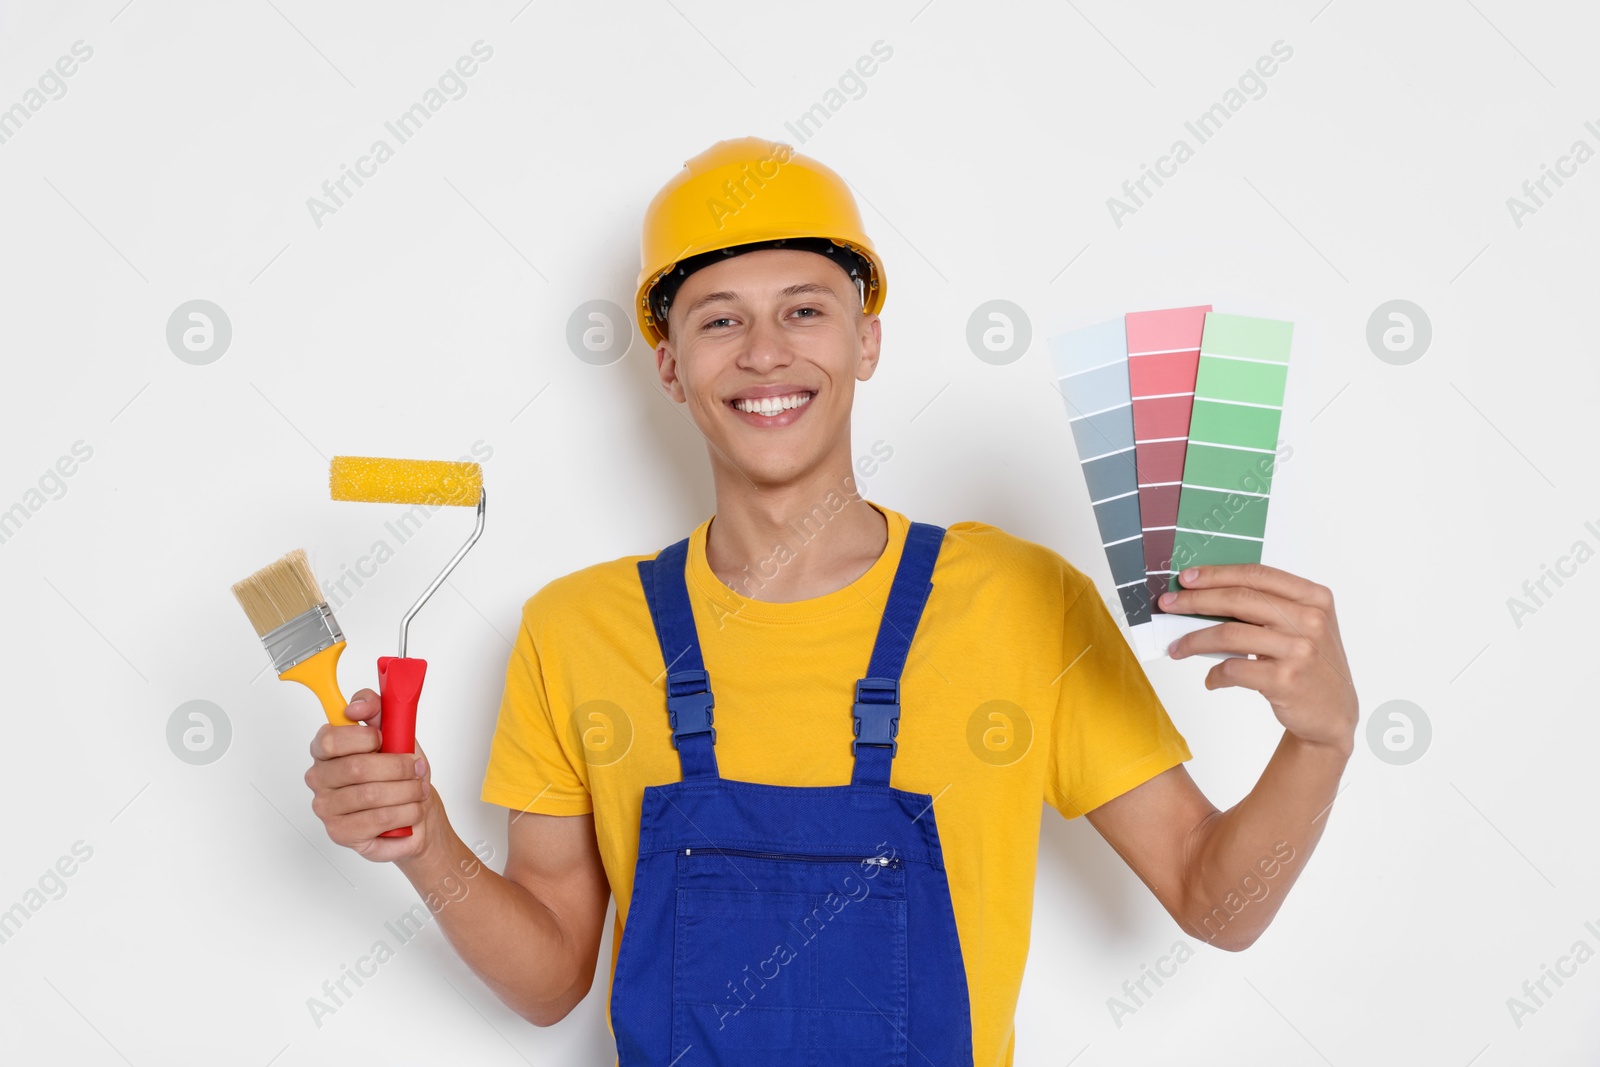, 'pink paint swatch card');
1126,305,1211,616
